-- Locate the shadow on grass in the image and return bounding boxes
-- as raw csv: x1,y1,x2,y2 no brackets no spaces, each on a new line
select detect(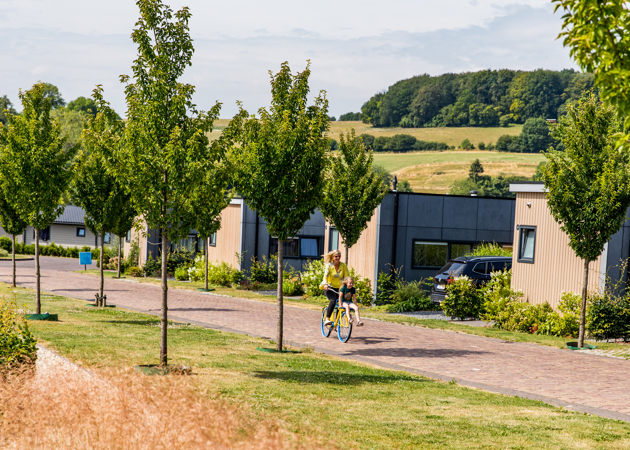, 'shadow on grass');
251,370,426,385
